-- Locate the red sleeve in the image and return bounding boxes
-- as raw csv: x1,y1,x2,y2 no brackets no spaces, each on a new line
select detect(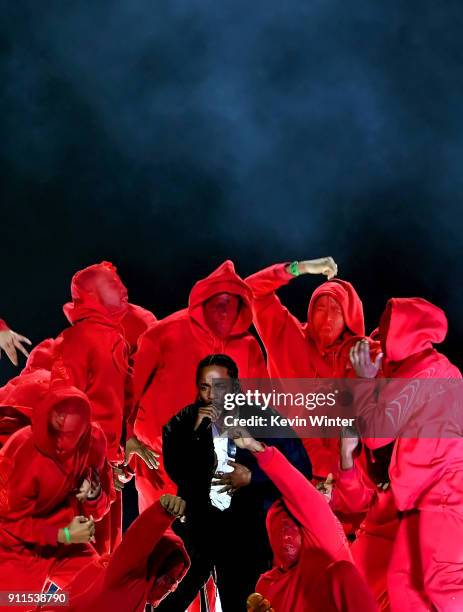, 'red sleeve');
245,263,303,338
132,324,162,434
246,263,293,298
331,460,375,515
132,324,162,404
245,264,311,376
103,500,173,586
0,447,74,547
255,446,351,561
50,326,91,391
124,371,136,441
0,320,9,331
